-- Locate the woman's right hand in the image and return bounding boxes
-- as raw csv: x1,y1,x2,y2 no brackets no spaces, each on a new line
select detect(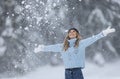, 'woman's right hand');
34,45,44,53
